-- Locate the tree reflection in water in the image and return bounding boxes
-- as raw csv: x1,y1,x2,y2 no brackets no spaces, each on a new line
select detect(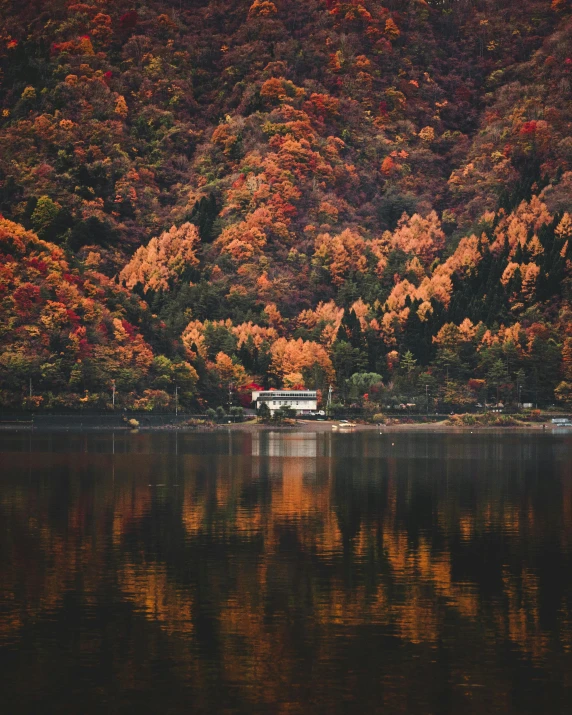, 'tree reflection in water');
0,430,571,714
